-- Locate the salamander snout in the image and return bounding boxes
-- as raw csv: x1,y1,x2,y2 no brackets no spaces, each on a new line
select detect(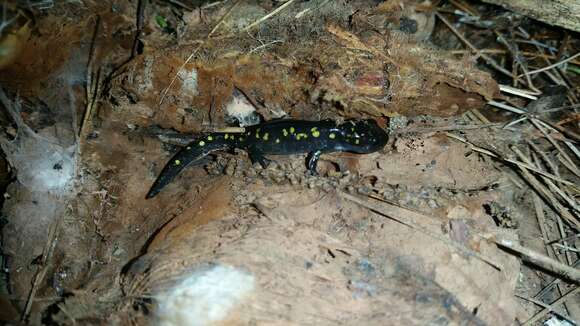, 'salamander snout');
338,119,389,153
359,119,388,152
